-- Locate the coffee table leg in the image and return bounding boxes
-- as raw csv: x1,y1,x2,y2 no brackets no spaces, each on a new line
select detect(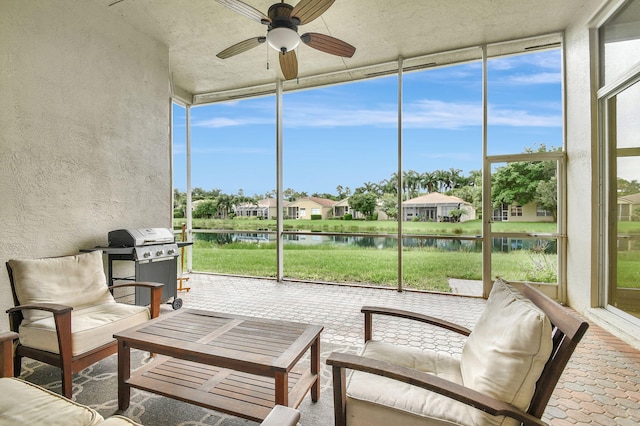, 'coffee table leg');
311,336,320,402
118,339,131,410
275,372,289,407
